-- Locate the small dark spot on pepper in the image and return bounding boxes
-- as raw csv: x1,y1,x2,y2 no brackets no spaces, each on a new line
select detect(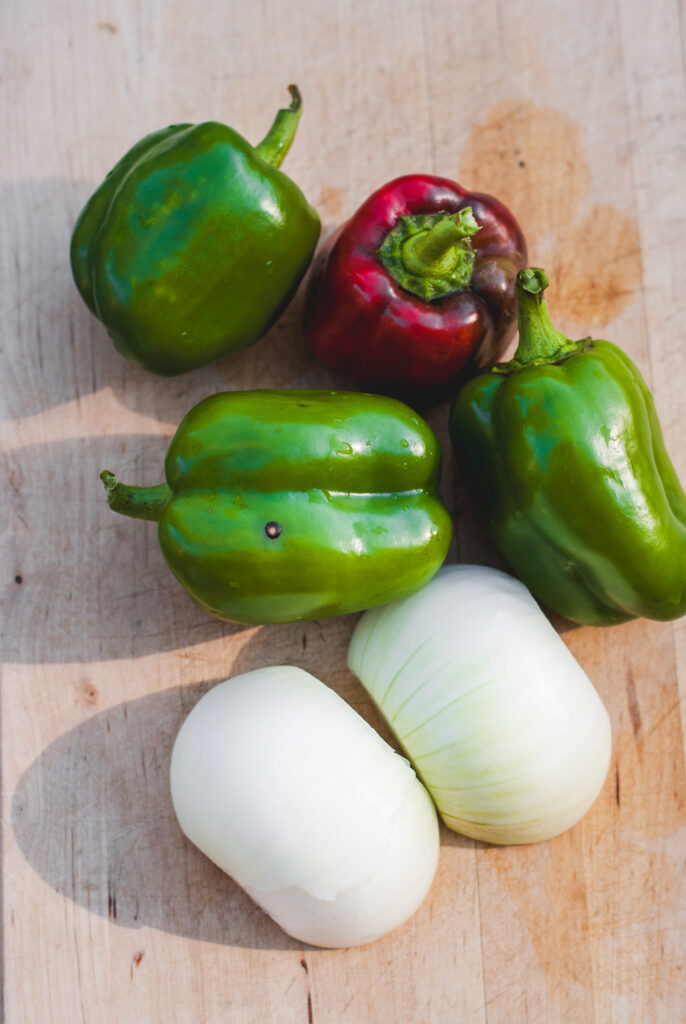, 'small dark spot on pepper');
14,574,22,584
265,522,282,539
